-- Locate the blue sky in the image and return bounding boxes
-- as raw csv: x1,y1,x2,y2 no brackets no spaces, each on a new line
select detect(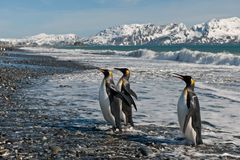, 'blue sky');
0,0,239,38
